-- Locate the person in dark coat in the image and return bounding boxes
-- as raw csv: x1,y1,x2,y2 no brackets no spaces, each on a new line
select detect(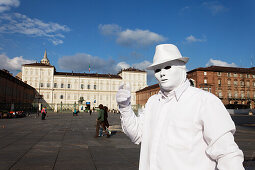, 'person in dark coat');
103,106,109,128
41,107,47,120
95,104,110,138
